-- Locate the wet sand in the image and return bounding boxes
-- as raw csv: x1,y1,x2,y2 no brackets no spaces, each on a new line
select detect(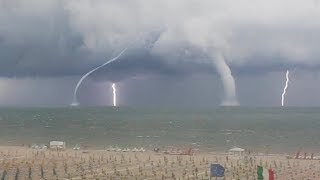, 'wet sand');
0,146,319,179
